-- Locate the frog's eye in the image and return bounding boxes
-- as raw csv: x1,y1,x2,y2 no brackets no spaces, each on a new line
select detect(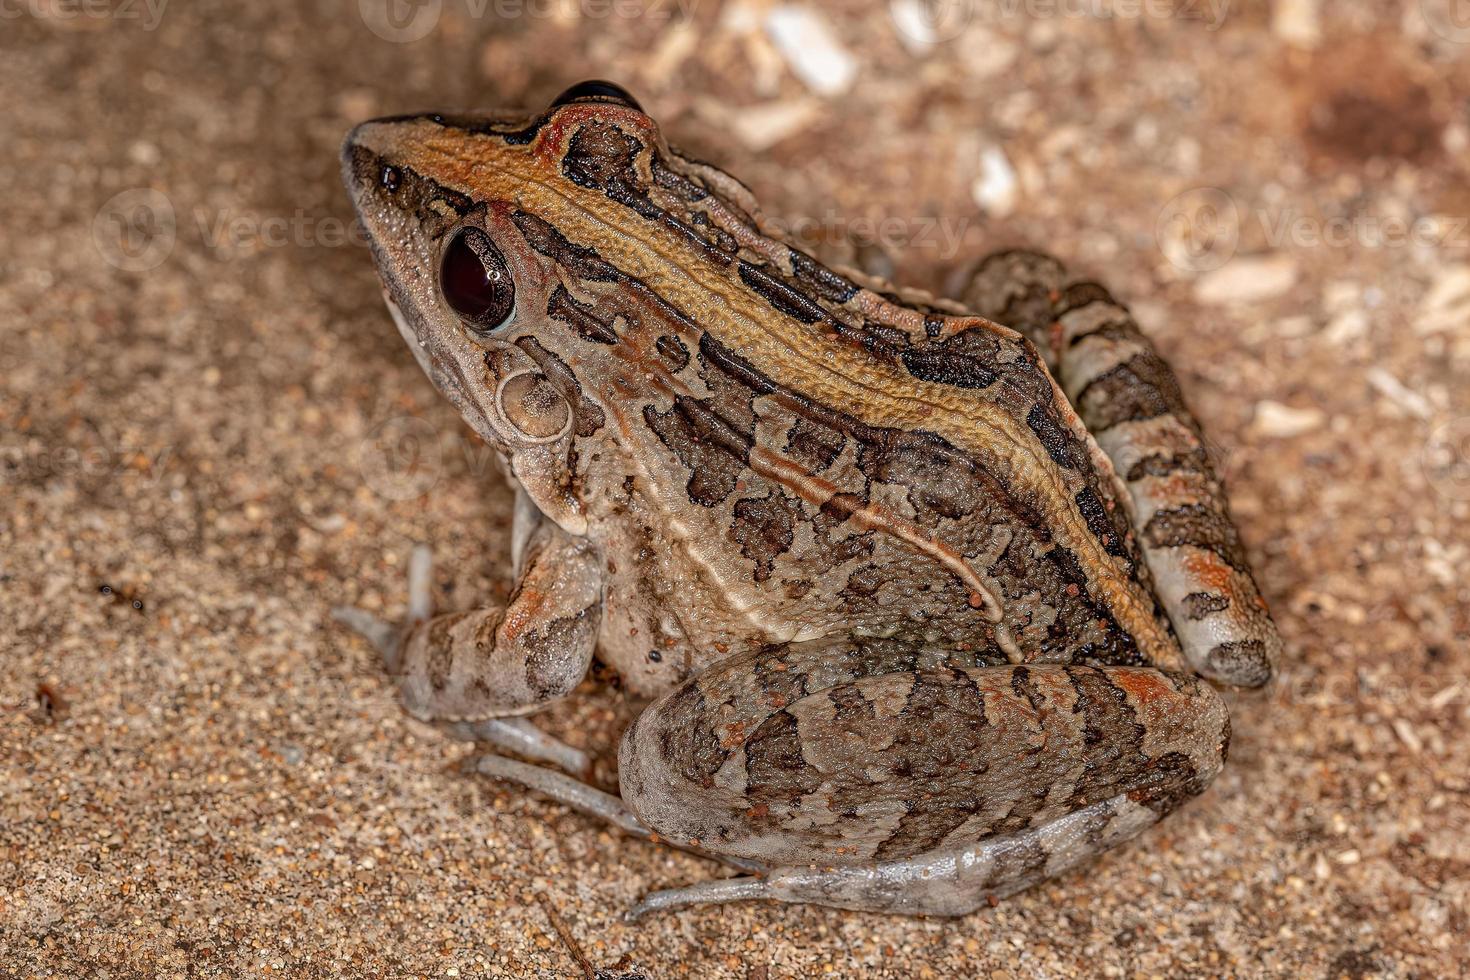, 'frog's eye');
440,227,515,336
550,79,643,113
